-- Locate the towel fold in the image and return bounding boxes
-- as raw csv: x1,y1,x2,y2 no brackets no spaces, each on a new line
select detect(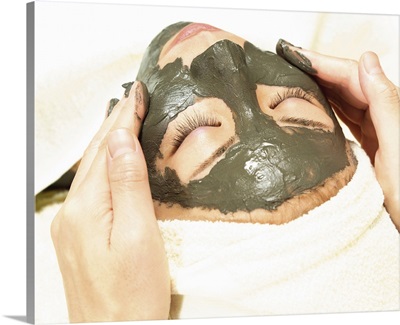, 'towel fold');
158,142,399,318
34,142,399,323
